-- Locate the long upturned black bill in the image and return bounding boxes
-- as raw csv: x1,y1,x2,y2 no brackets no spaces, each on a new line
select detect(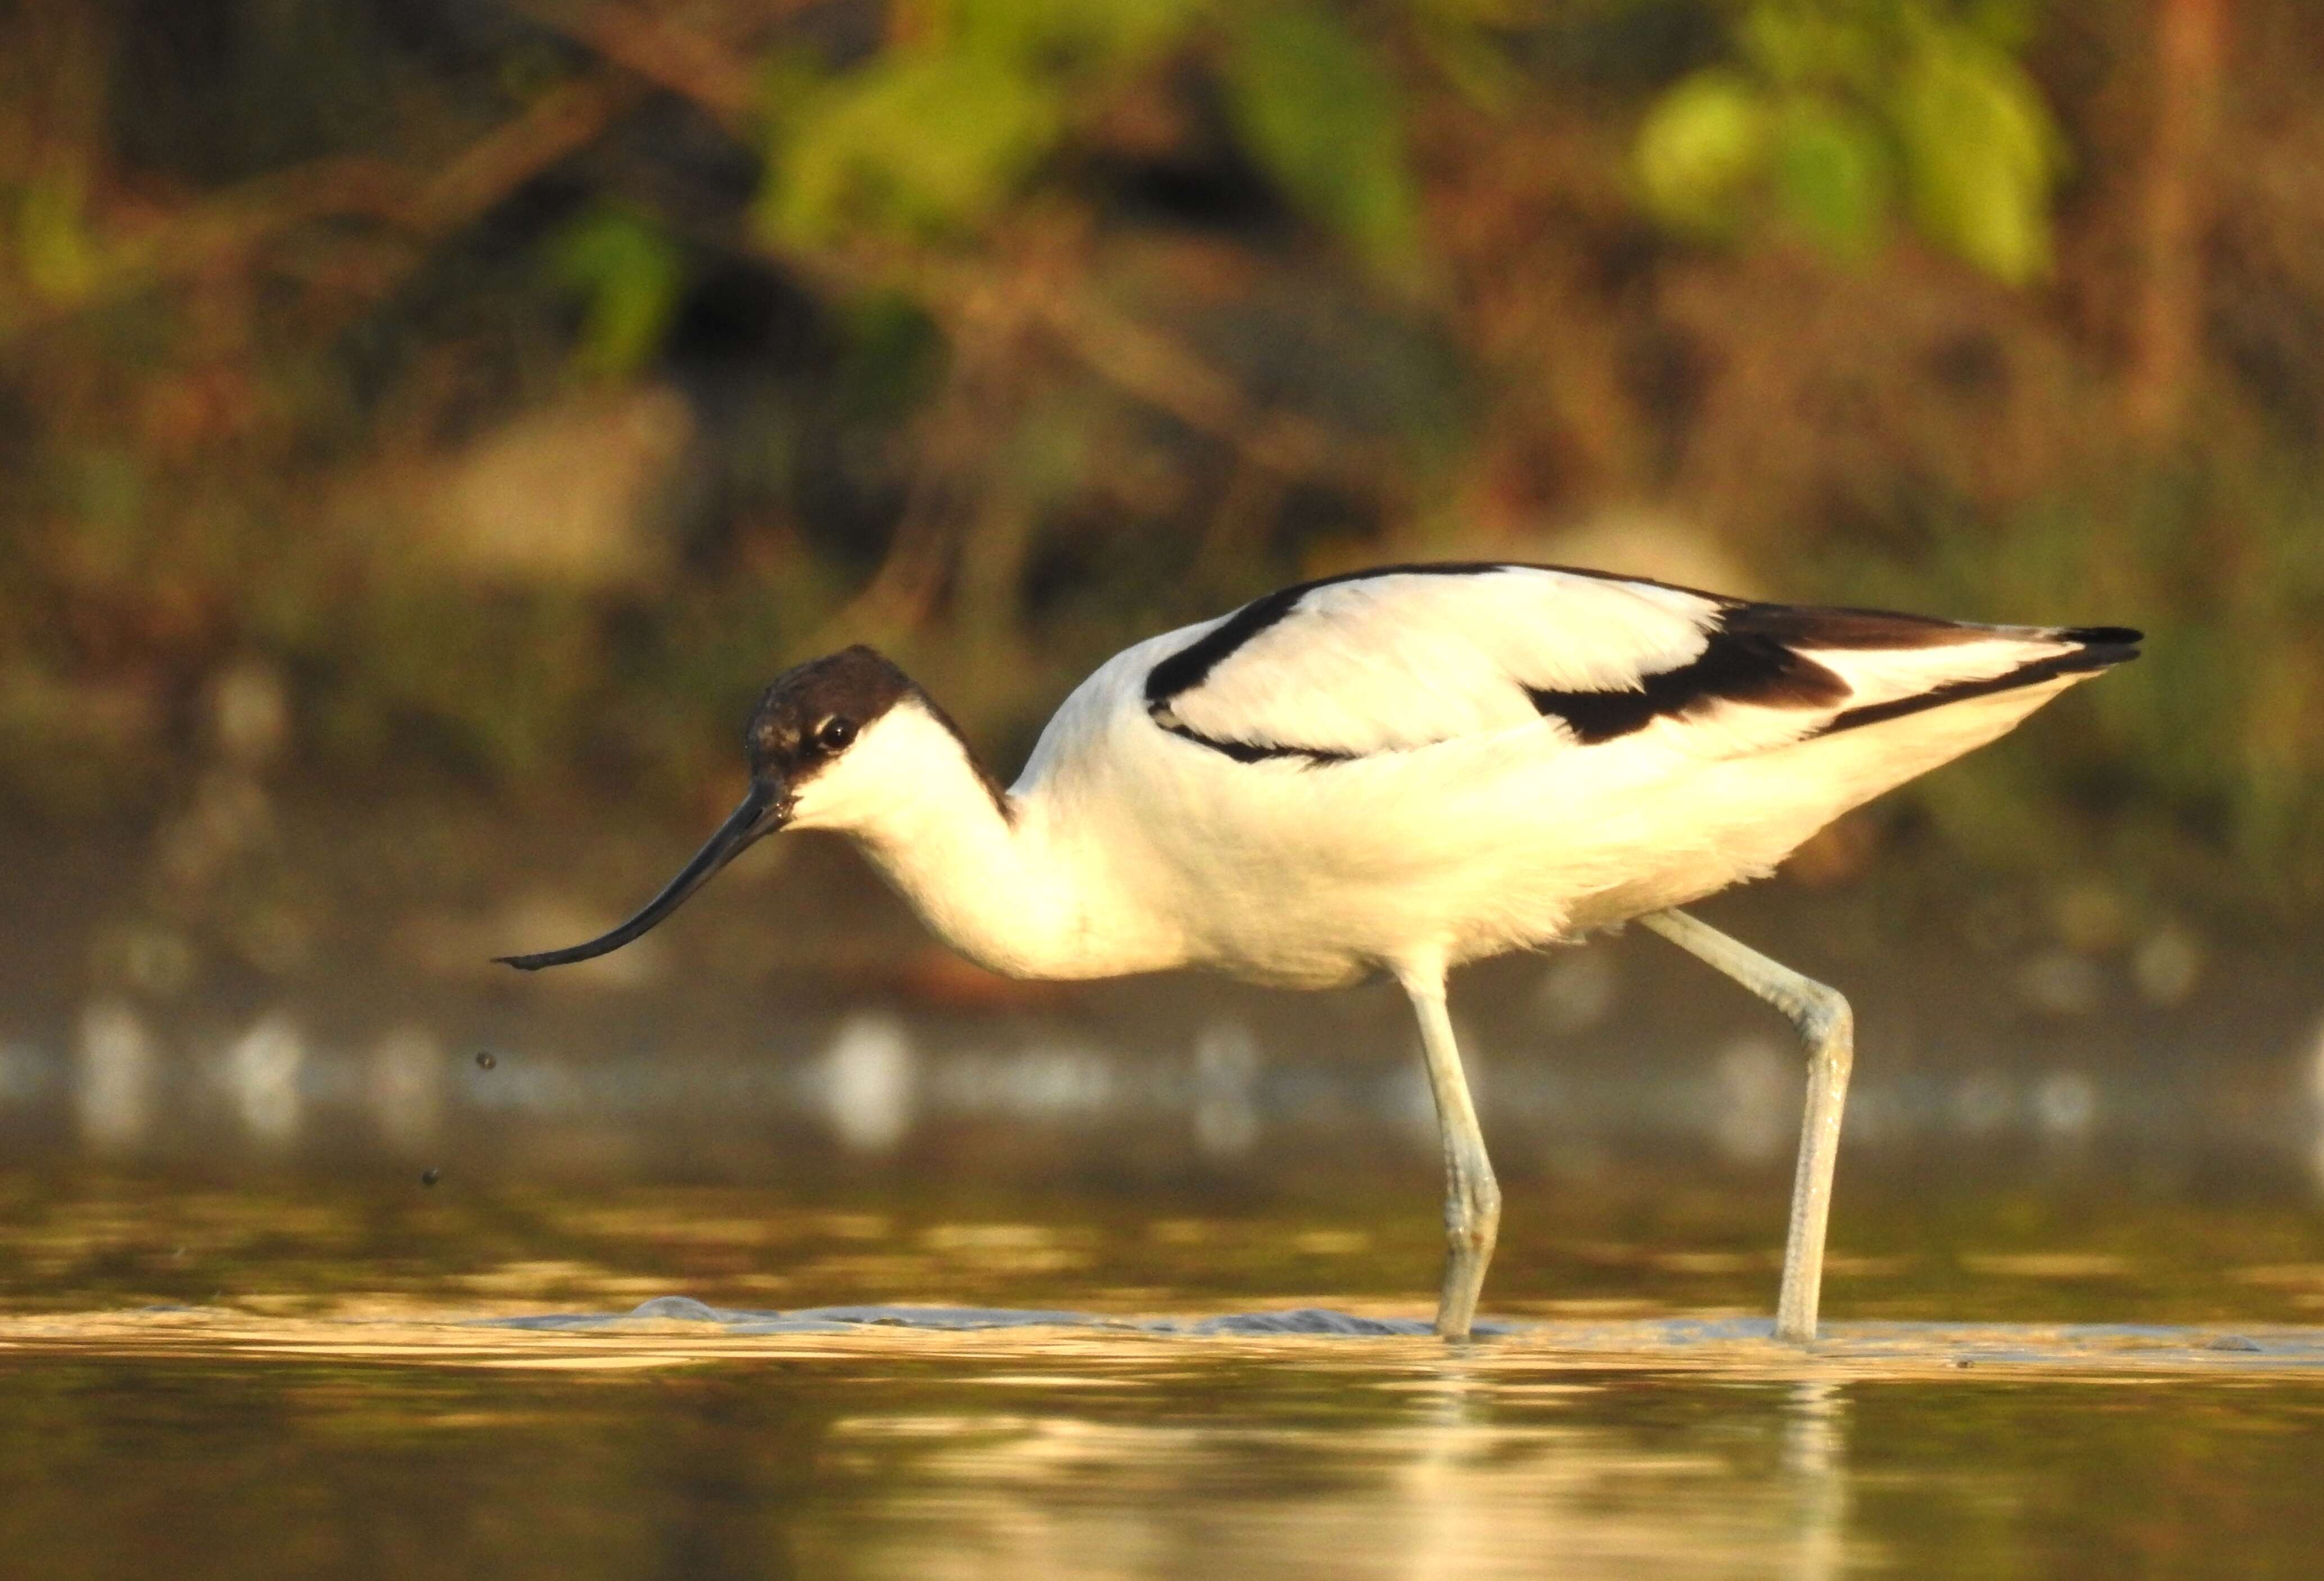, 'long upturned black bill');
495,780,784,971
